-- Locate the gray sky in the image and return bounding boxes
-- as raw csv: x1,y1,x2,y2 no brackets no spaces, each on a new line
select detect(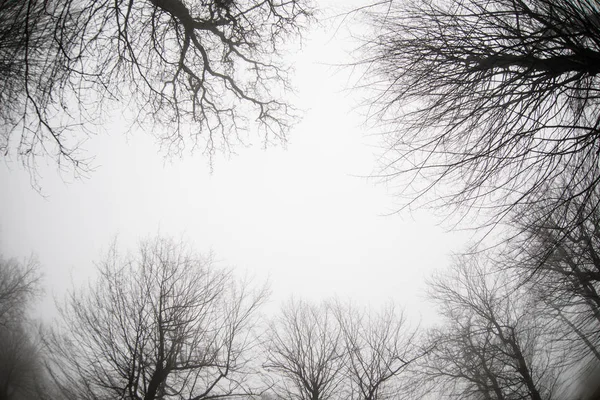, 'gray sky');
0,1,470,322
